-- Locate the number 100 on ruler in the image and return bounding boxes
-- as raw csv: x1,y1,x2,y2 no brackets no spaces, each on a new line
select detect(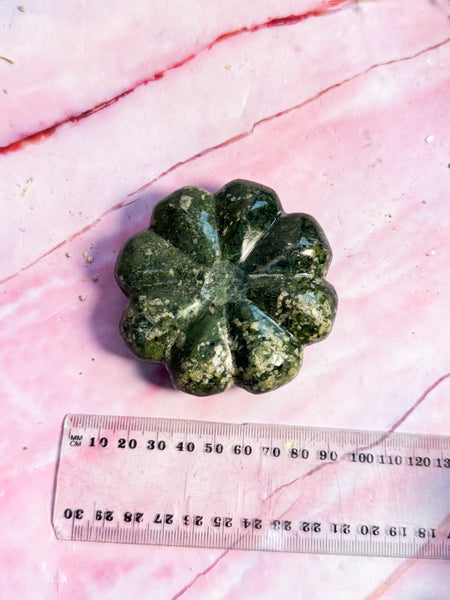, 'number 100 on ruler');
53,414,450,559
